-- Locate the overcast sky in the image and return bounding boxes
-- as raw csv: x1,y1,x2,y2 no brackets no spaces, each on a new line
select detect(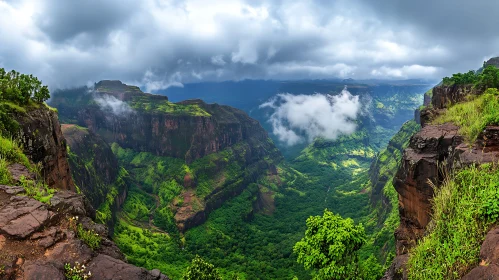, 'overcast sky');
0,0,497,91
